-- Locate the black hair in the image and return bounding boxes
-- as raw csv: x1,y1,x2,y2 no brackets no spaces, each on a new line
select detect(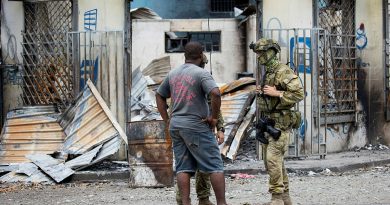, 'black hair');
184,41,203,60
